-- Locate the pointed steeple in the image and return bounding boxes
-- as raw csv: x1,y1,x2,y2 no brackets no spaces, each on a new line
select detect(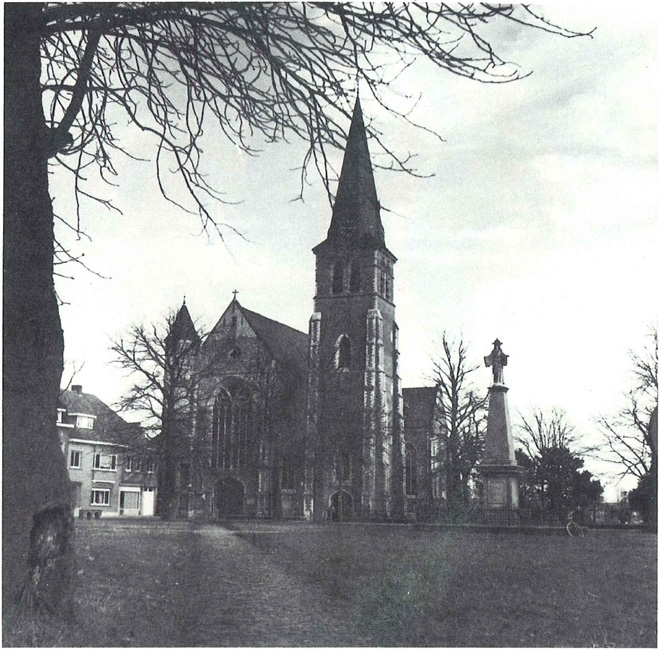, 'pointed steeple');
322,98,385,249
168,300,199,345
